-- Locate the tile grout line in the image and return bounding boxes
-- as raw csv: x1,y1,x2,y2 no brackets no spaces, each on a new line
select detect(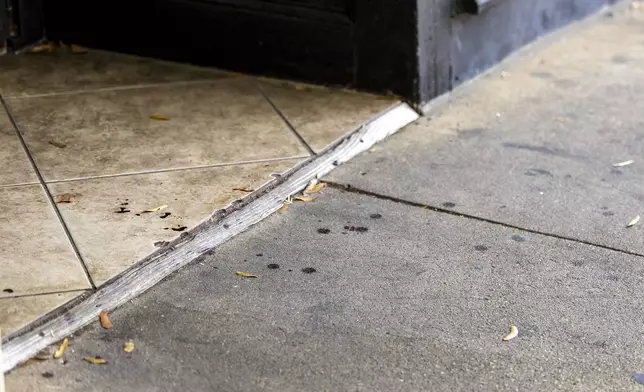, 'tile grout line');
0,95,97,290
0,101,417,373
2,77,236,100
326,181,644,259
0,289,90,301
44,155,310,184
255,83,317,156
0,181,41,189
